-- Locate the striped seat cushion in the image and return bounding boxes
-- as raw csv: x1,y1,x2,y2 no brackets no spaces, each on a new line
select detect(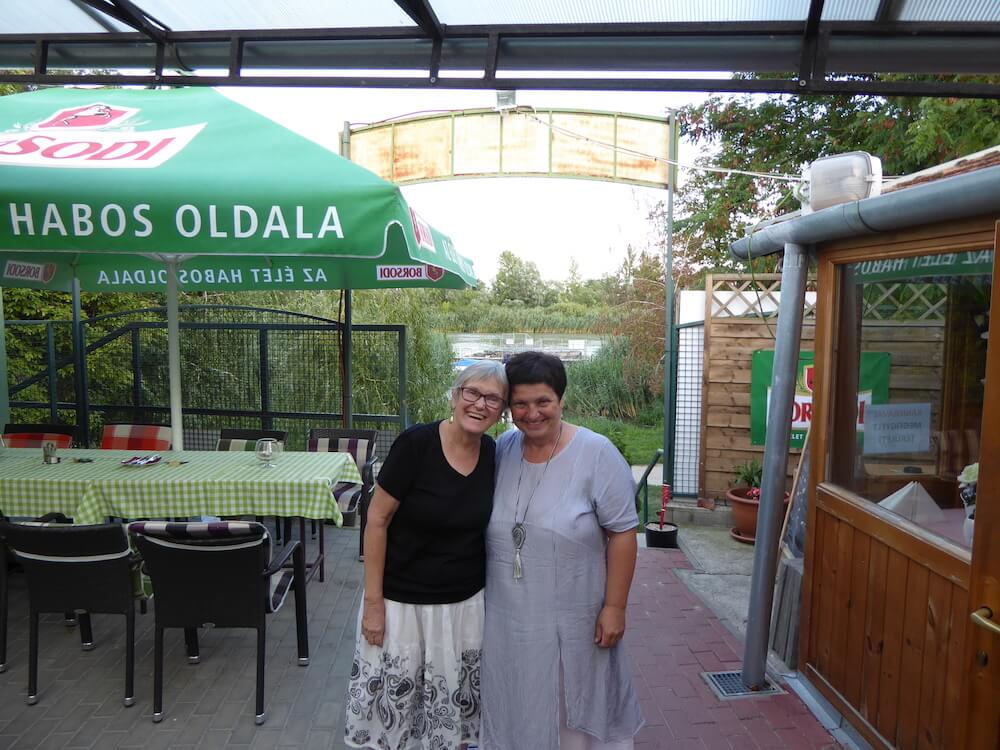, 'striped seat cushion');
101,424,171,451
128,520,263,540
307,437,373,468
3,432,73,449
332,482,363,512
216,439,285,452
